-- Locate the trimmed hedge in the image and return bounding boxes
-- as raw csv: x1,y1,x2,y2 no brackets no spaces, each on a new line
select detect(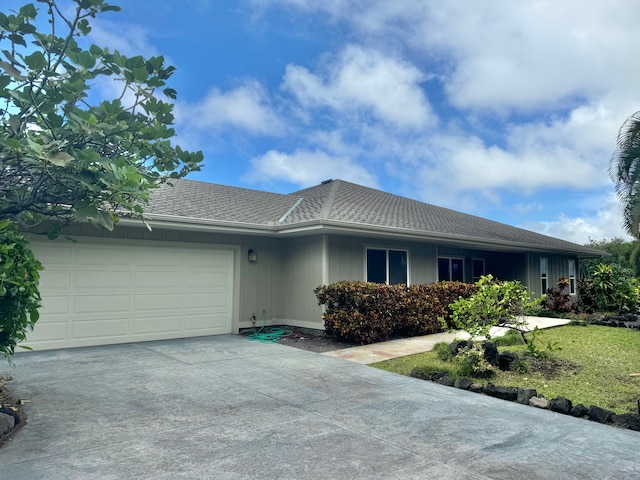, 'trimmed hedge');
314,281,477,345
